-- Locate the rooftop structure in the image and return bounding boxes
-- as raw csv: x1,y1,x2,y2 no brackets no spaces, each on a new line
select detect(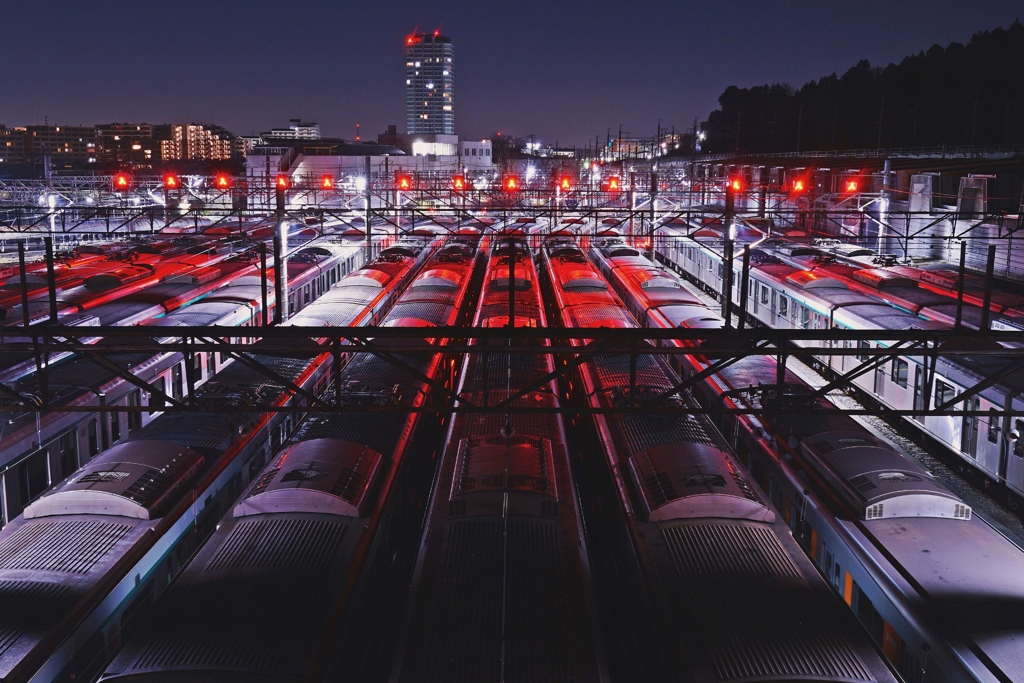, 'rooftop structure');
261,119,321,141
